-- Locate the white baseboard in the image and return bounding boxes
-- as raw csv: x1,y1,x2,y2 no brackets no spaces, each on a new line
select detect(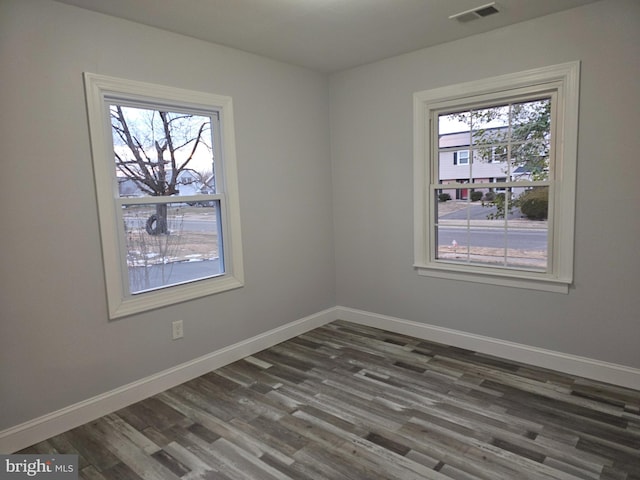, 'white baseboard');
0,308,336,454
336,306,640,391
3,305,639,453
